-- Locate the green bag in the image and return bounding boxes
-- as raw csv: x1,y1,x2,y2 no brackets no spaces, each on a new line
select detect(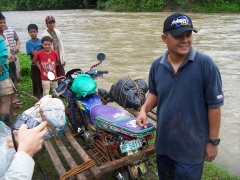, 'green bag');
72,74,97,98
